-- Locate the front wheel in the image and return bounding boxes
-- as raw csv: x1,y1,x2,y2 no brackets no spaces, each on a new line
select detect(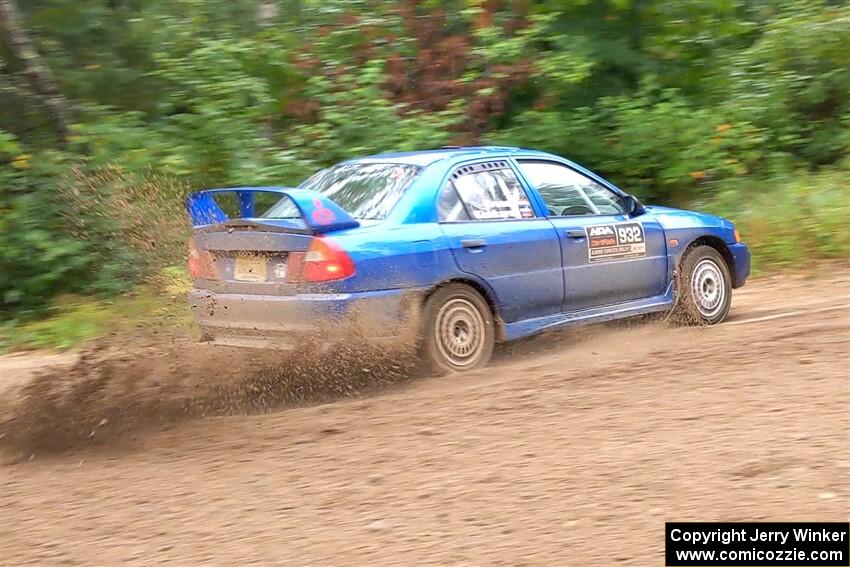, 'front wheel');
421,283,495,375
672,245,732,325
